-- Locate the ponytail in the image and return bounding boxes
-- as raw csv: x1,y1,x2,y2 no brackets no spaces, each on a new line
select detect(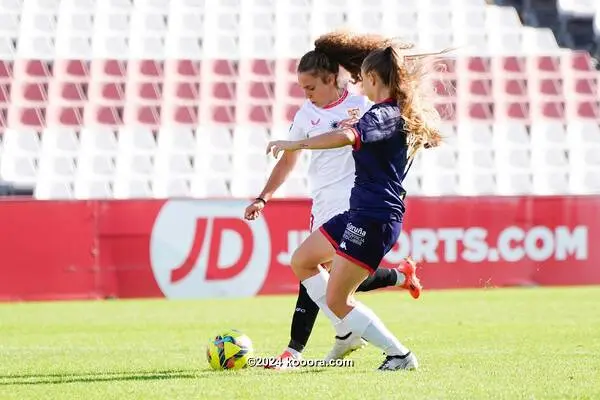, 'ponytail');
362,43,453,159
